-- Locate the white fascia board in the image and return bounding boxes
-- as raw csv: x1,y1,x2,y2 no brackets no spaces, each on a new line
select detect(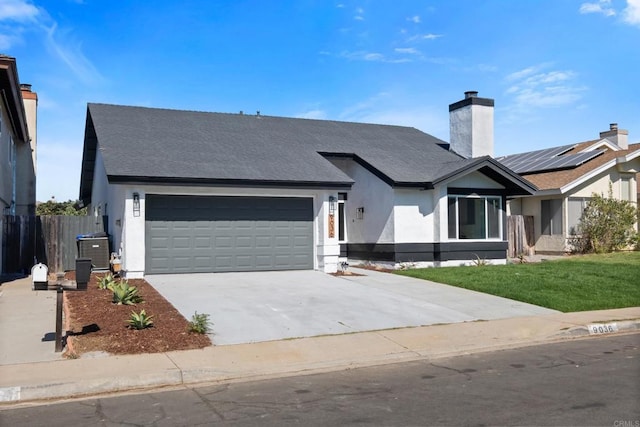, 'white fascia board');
579,138,621,153
531,188,563,197
616,148,640,173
